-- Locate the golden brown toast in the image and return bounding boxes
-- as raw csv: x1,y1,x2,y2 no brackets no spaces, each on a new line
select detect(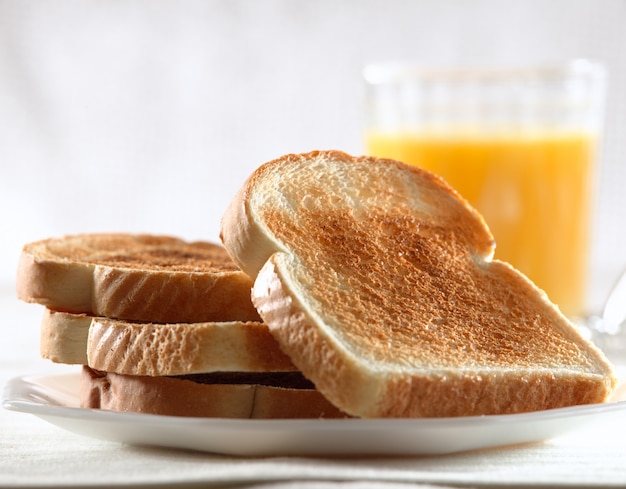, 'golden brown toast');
17,233,260,323
40,309,296,375
81,366,348,418
220,150,617,418
23,234,346,419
